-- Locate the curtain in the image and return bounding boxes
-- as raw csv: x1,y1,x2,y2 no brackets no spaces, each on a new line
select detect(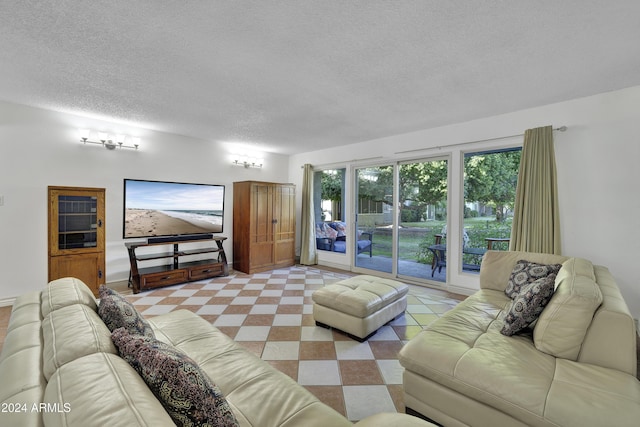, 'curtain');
509,125,561,254
299,163,318,265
